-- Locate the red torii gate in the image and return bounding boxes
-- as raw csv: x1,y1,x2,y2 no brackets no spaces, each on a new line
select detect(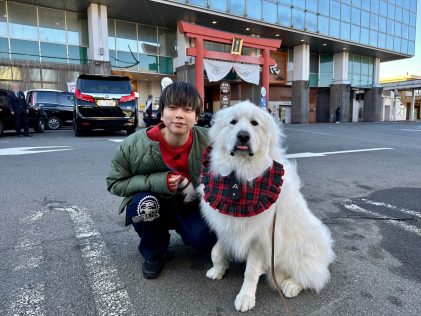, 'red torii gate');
177,21,282,105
